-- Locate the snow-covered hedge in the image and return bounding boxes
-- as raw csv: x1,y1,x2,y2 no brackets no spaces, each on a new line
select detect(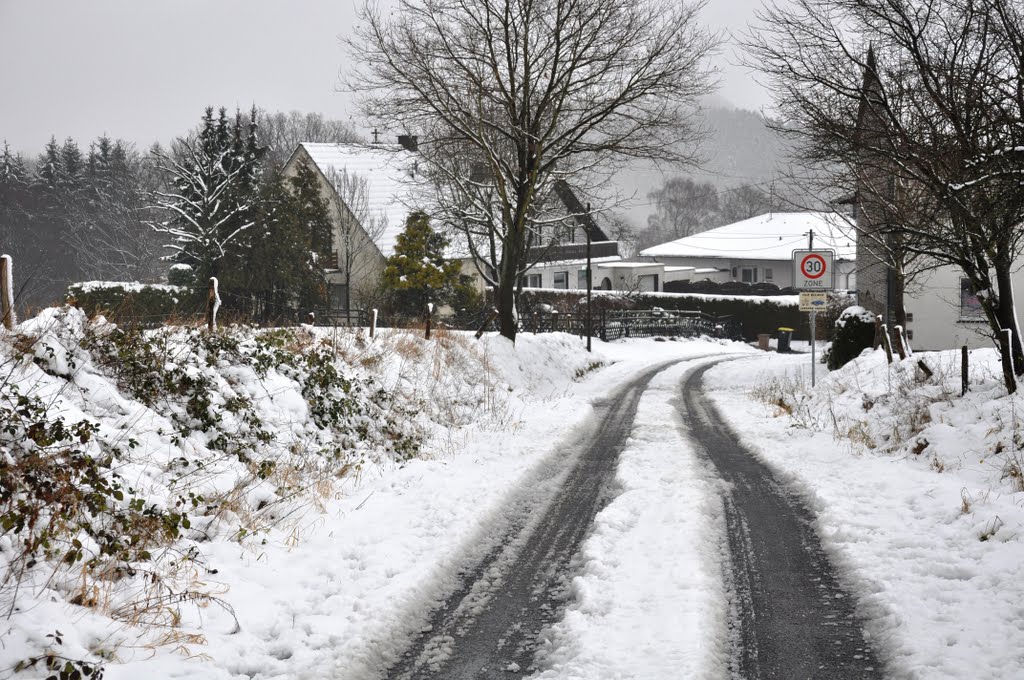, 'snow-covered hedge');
67,281,200,325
